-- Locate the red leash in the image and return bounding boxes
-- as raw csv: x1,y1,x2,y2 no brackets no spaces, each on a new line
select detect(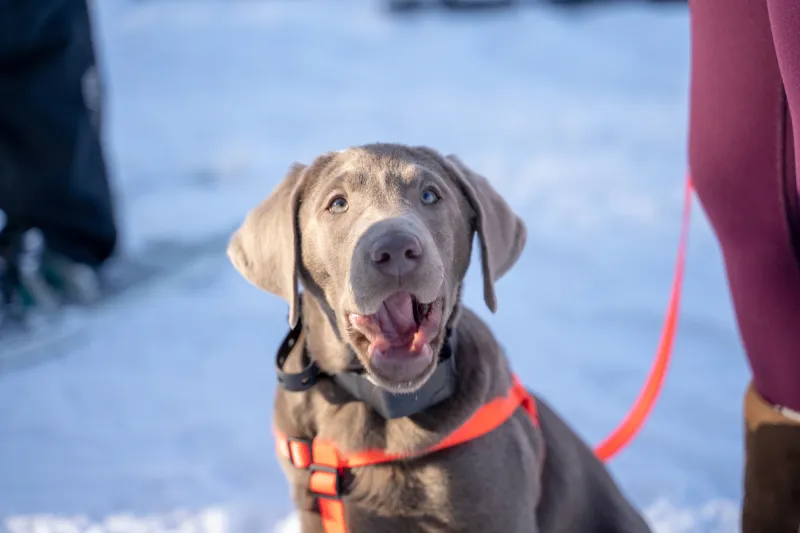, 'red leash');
593,175,694,462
